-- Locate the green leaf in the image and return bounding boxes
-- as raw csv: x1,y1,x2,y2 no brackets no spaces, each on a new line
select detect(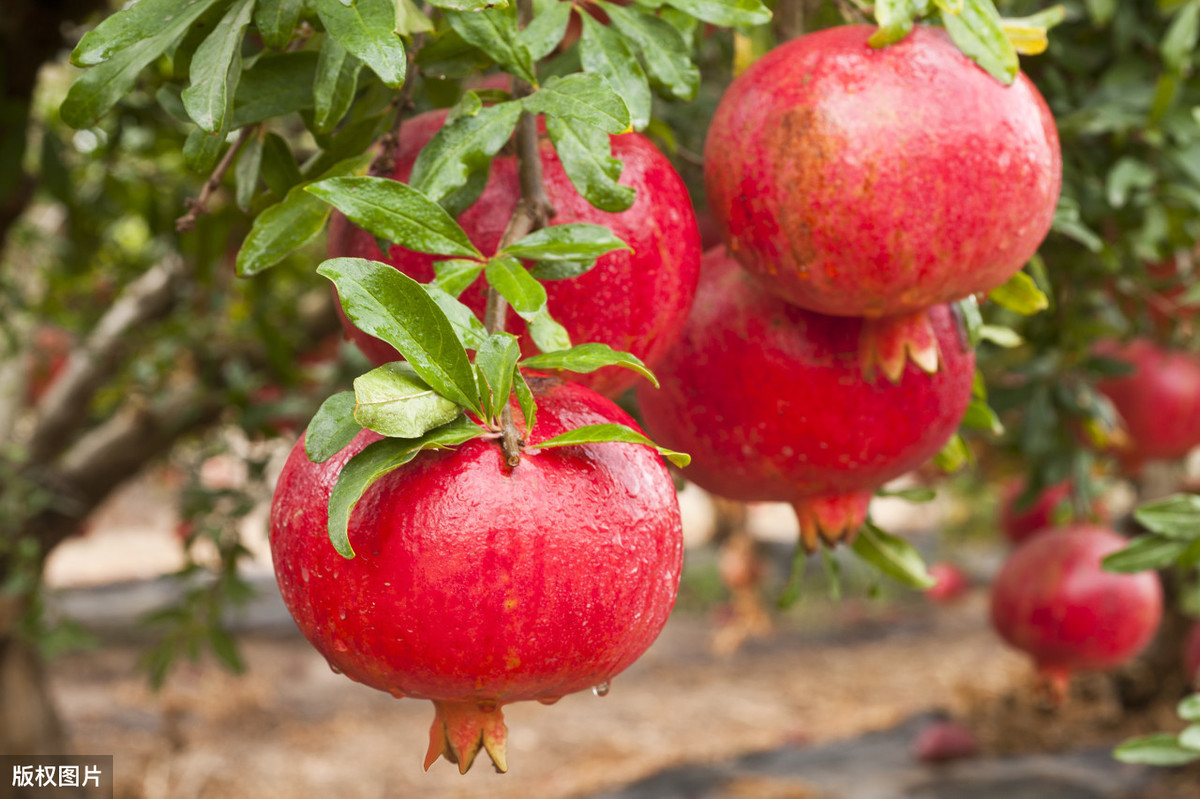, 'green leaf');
327,417,487,557
305,391,363,463
528,260,597,281
514,370,536,433
62,0,224,128
305,176,483,258
934,433,970,473
939,0,1019,86
259,131,304,196
316,0,407,88
71,0,221,66
546,115,636,212
523,73,631,135
314,35,364,134
236,153,372,276
231,51,320,128
1180,723,1200,751
1083,0,1116,25
521,343,658,387
476,333,522,420
870,0,924,47
423,285,489,350
520,0,573,61
534,423,690,467
1179,694,1200,722
417,28,490,79
960,395,1004,434
353,362,464,438
850,521,936,589
255,0,305,49
1101,535,1189,573
183,126,227,173
660,0,771,27
485,256,572,352
875,486,937,502
1133,494,1200,539
988,271,1050,315
579,14,652,131
432,259,486,297
319,257,482,412
445,6,538,86
302,111,391,178
182,0,255,133
501,223,630,261
598,2,700,101
395,0,436,35
1113,733,1200,766
427,0,501,9
409,101,522,205
235,132,265,211
1163,0,1200,73
978,324,1023,347
1106,157,1157,209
